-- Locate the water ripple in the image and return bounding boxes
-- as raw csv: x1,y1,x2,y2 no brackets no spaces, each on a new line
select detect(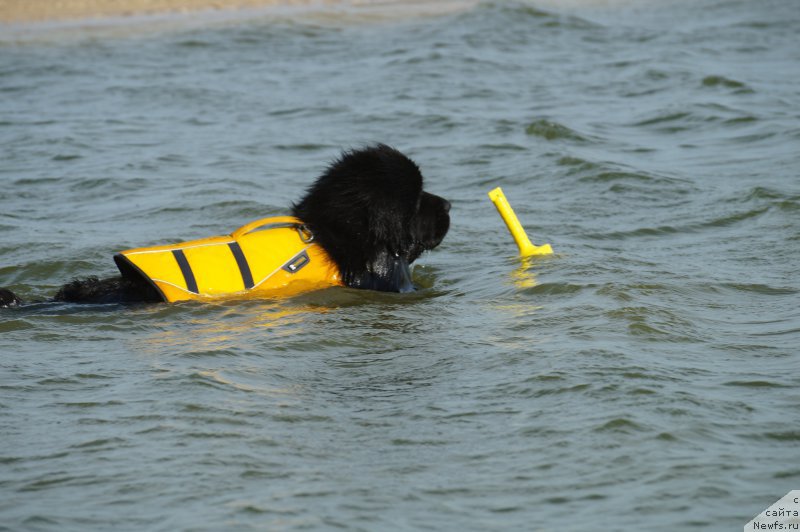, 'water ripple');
525,118,588,142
